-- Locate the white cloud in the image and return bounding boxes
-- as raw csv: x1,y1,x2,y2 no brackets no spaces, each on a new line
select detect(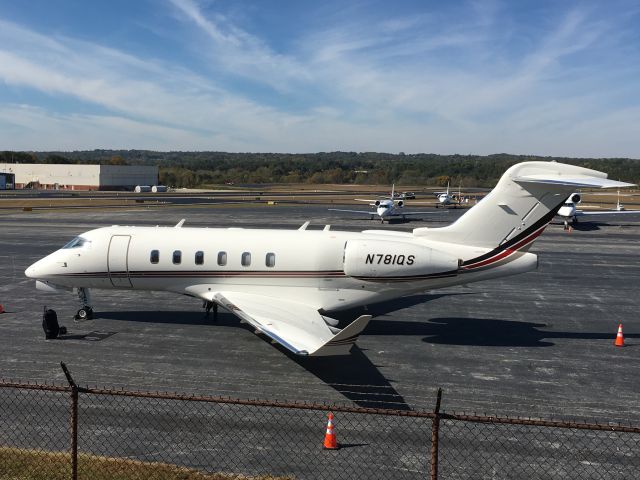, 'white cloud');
168,0,311,91
0,2,638,156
